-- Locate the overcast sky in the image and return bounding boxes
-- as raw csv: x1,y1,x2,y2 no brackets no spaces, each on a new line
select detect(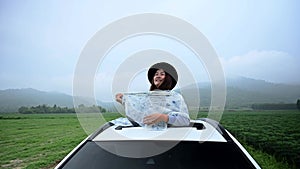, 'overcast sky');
1,0,300,101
